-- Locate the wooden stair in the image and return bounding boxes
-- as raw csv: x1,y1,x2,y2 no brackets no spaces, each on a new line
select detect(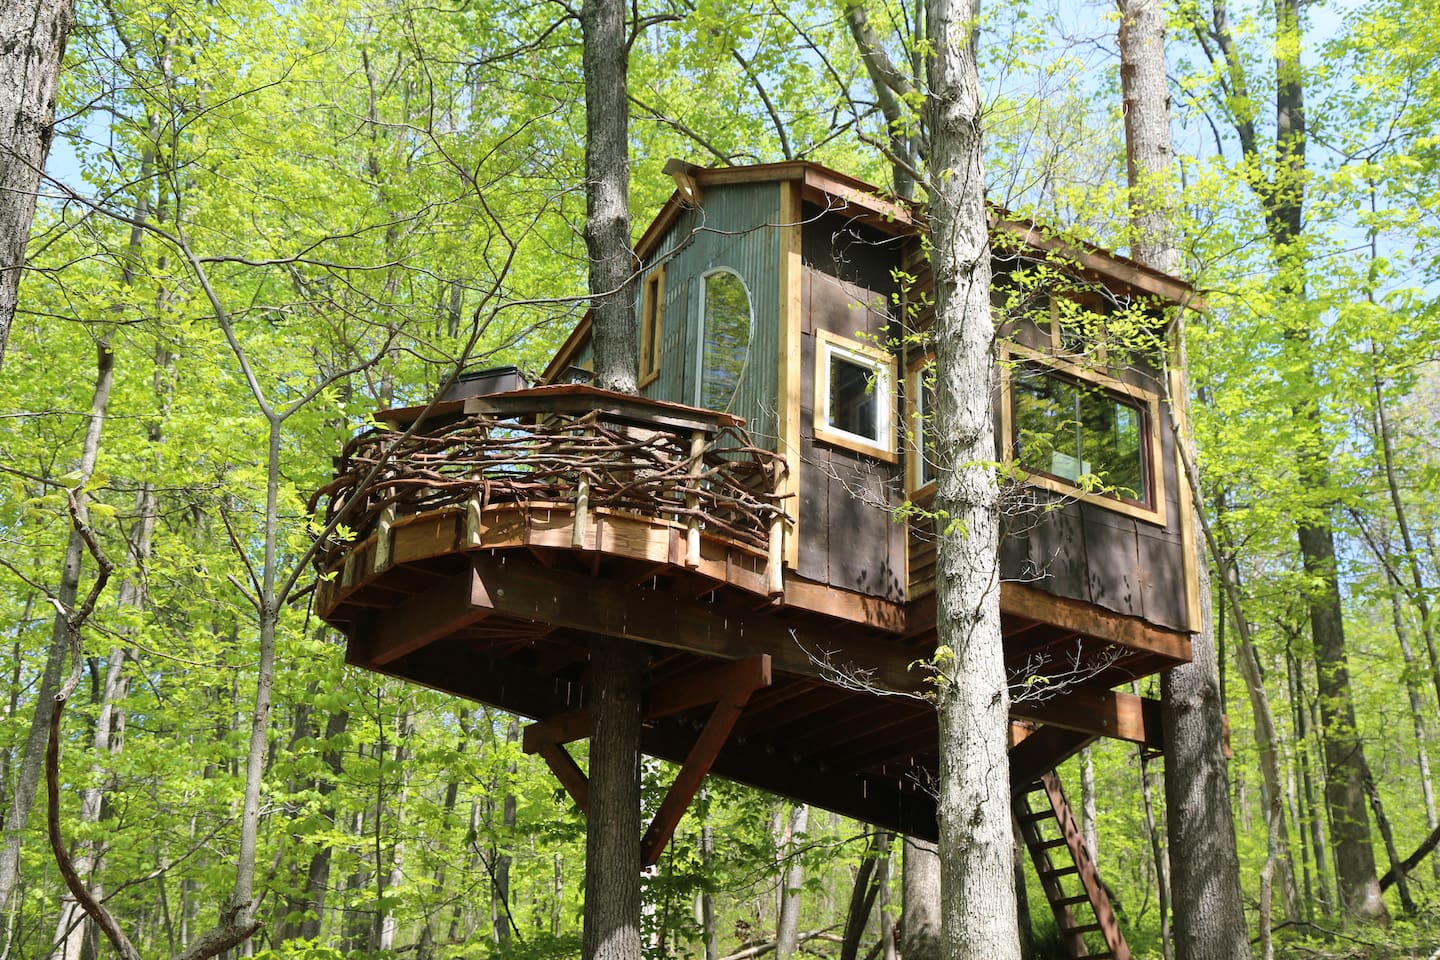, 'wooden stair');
1016,771,1130,960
